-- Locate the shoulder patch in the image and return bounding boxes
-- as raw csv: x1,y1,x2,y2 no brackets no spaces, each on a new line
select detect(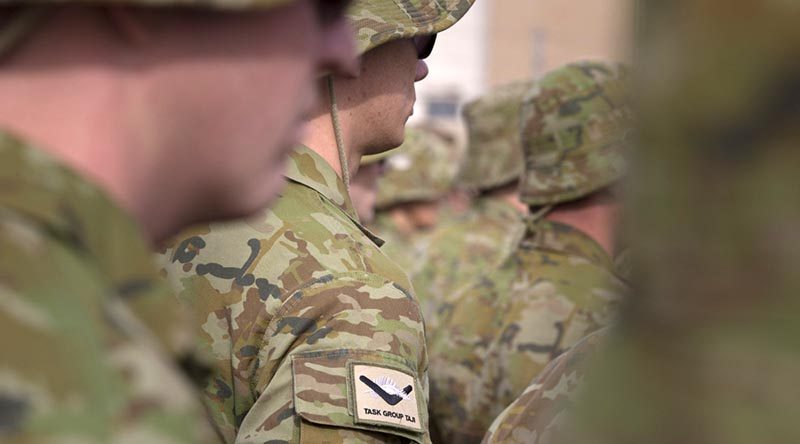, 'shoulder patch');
351,363,422,432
